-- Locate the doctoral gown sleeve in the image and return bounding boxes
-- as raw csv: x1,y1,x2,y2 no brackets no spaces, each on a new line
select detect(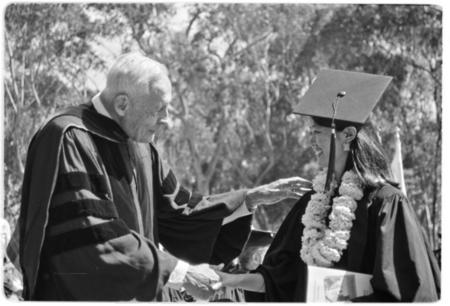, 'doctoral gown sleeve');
354,187,440,302
245,192,313,302
30,128,177,301
152,145,252,265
